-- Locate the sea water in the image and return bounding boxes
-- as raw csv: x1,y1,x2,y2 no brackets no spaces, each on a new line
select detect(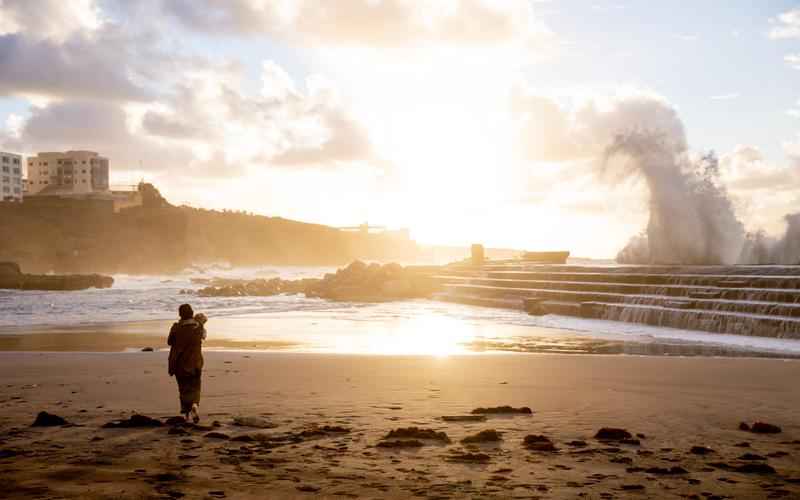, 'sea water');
1,265,800,357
